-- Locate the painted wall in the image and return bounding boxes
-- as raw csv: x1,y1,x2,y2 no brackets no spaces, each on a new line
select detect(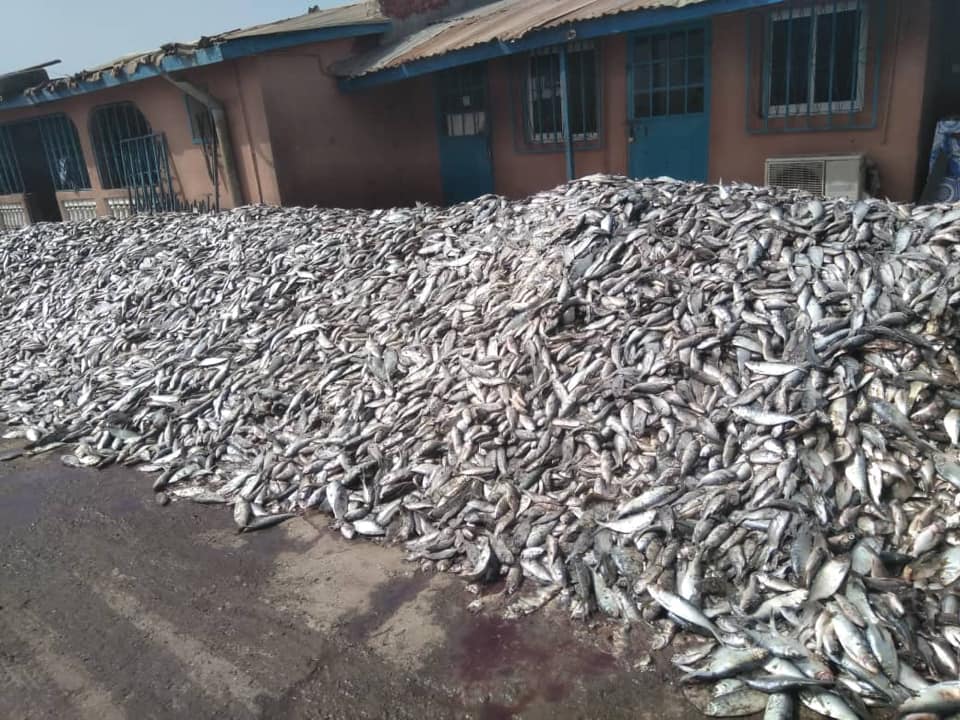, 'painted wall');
0,59,282,217
482,0,930,203
485,35,630,200
256,38,443,208
709,0,933,202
